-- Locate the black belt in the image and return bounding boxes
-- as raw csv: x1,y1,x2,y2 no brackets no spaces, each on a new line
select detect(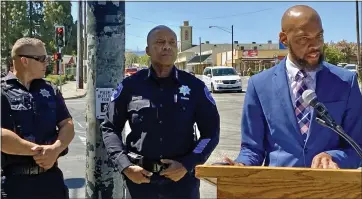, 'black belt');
142,161,167,173
3,162,57,176
127,152,168,173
